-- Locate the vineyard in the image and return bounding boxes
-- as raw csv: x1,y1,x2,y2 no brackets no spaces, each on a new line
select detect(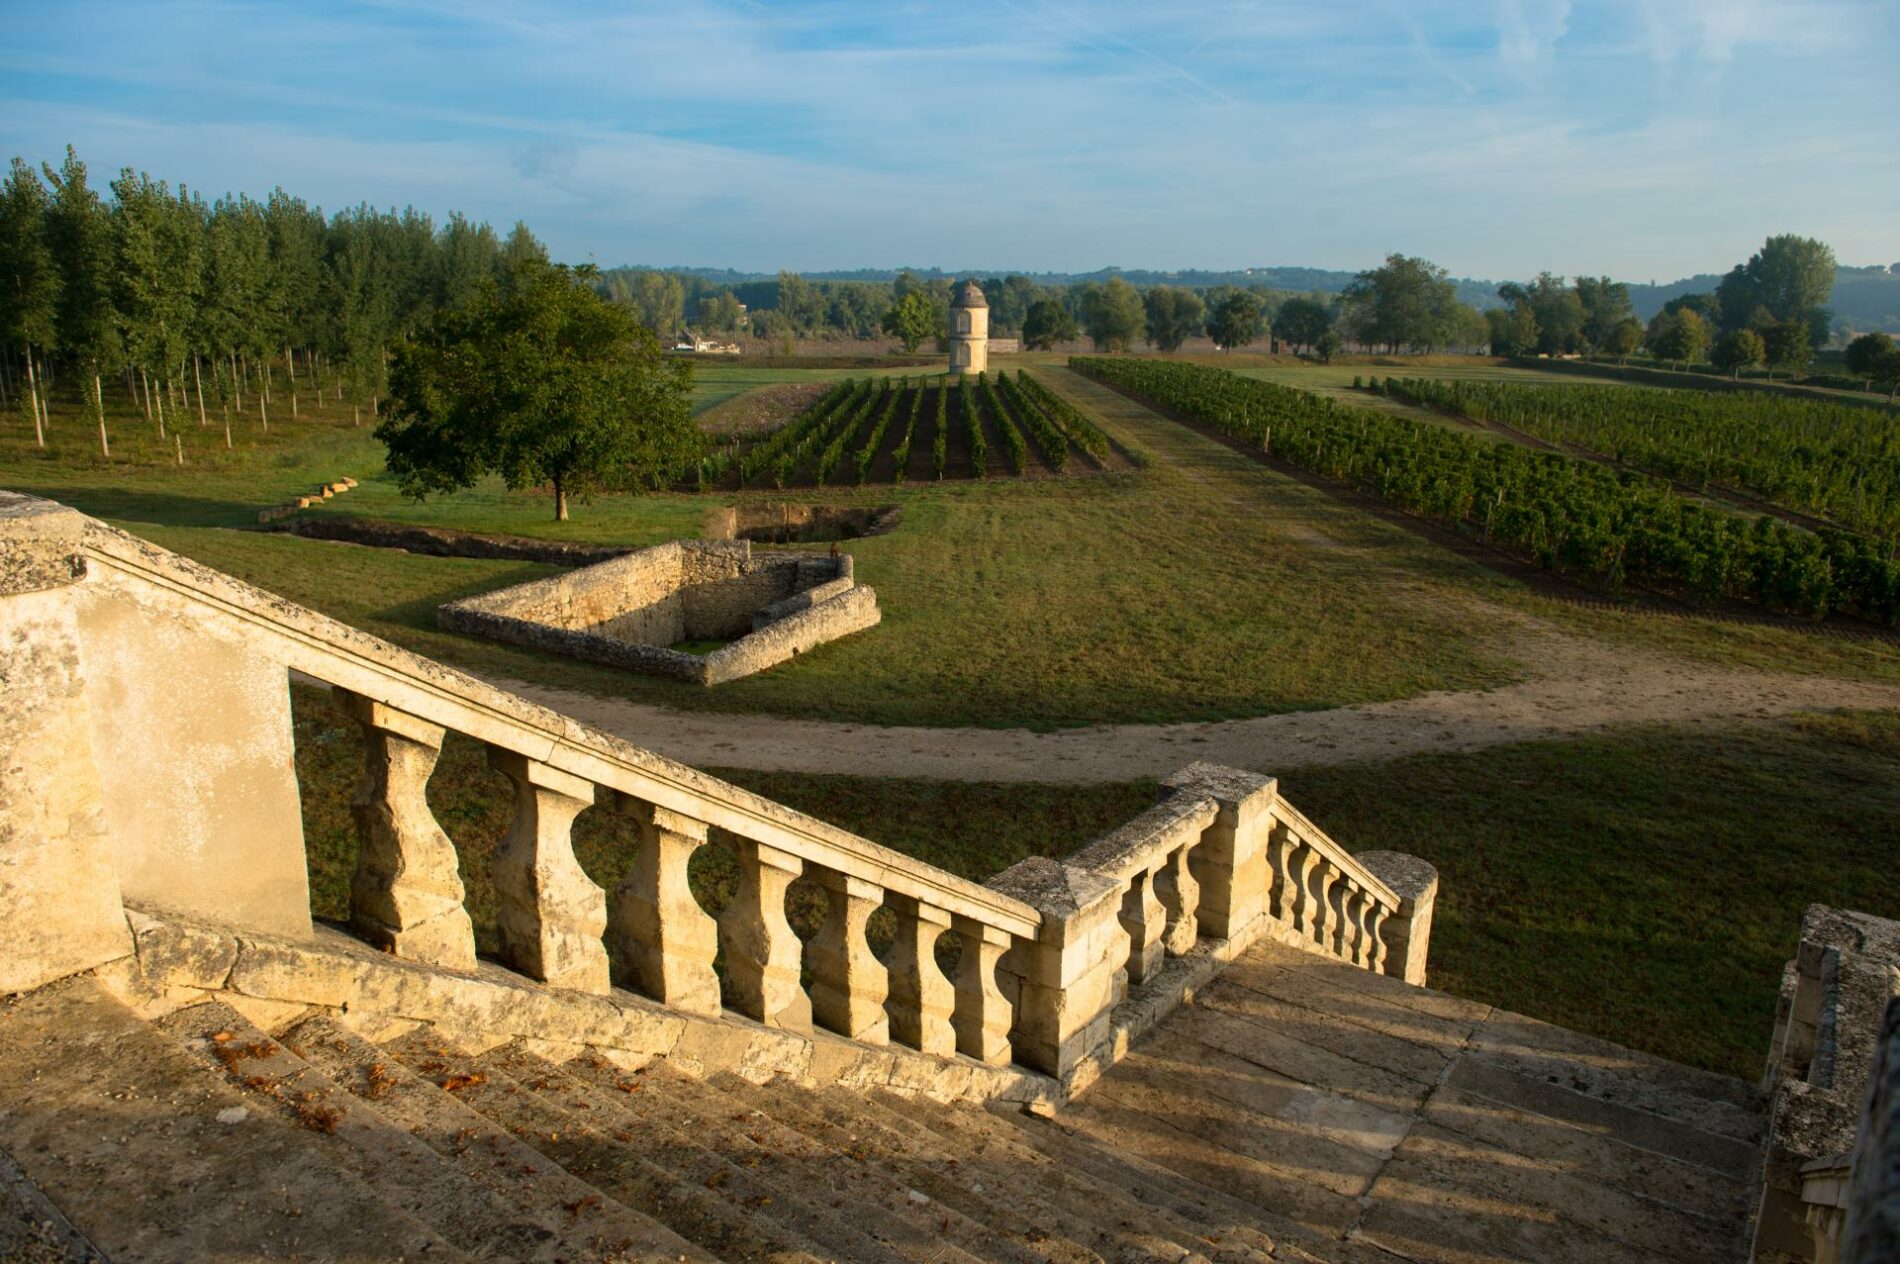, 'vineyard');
696,371,1128,490
1073,357,1900,623
1366,376,1900,545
